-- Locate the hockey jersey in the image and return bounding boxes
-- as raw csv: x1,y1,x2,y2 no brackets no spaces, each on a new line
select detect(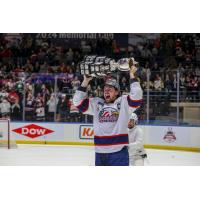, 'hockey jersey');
128,126,146,160
73,80,143,153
